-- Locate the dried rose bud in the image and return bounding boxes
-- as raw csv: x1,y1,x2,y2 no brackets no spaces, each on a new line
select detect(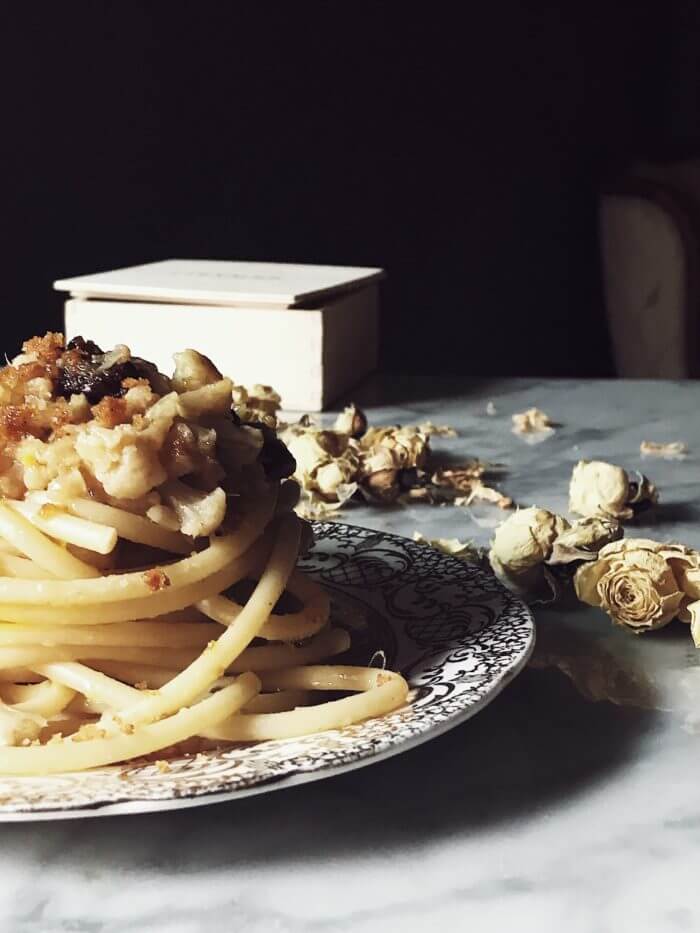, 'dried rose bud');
363,468,400,502
488,506,570,602
334,403,368,438
569,460,657,521
315,458,358,499
246,384,282,416
490,507,569,577
282,426,359,503
360,426,429,471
